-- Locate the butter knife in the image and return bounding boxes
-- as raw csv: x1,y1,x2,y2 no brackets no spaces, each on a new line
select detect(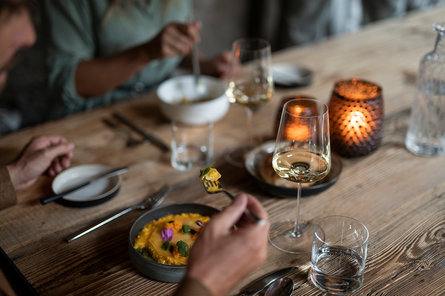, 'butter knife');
112,112,170,152
66,184,171,243
40,167,128,205
238,267,296,296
